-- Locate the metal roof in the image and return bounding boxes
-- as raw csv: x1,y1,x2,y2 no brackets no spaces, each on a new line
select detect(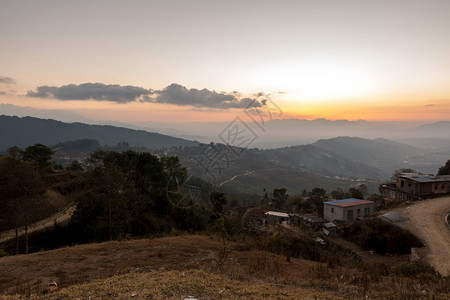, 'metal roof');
265,211,289,218
398,173,450,183
324,198,374,207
